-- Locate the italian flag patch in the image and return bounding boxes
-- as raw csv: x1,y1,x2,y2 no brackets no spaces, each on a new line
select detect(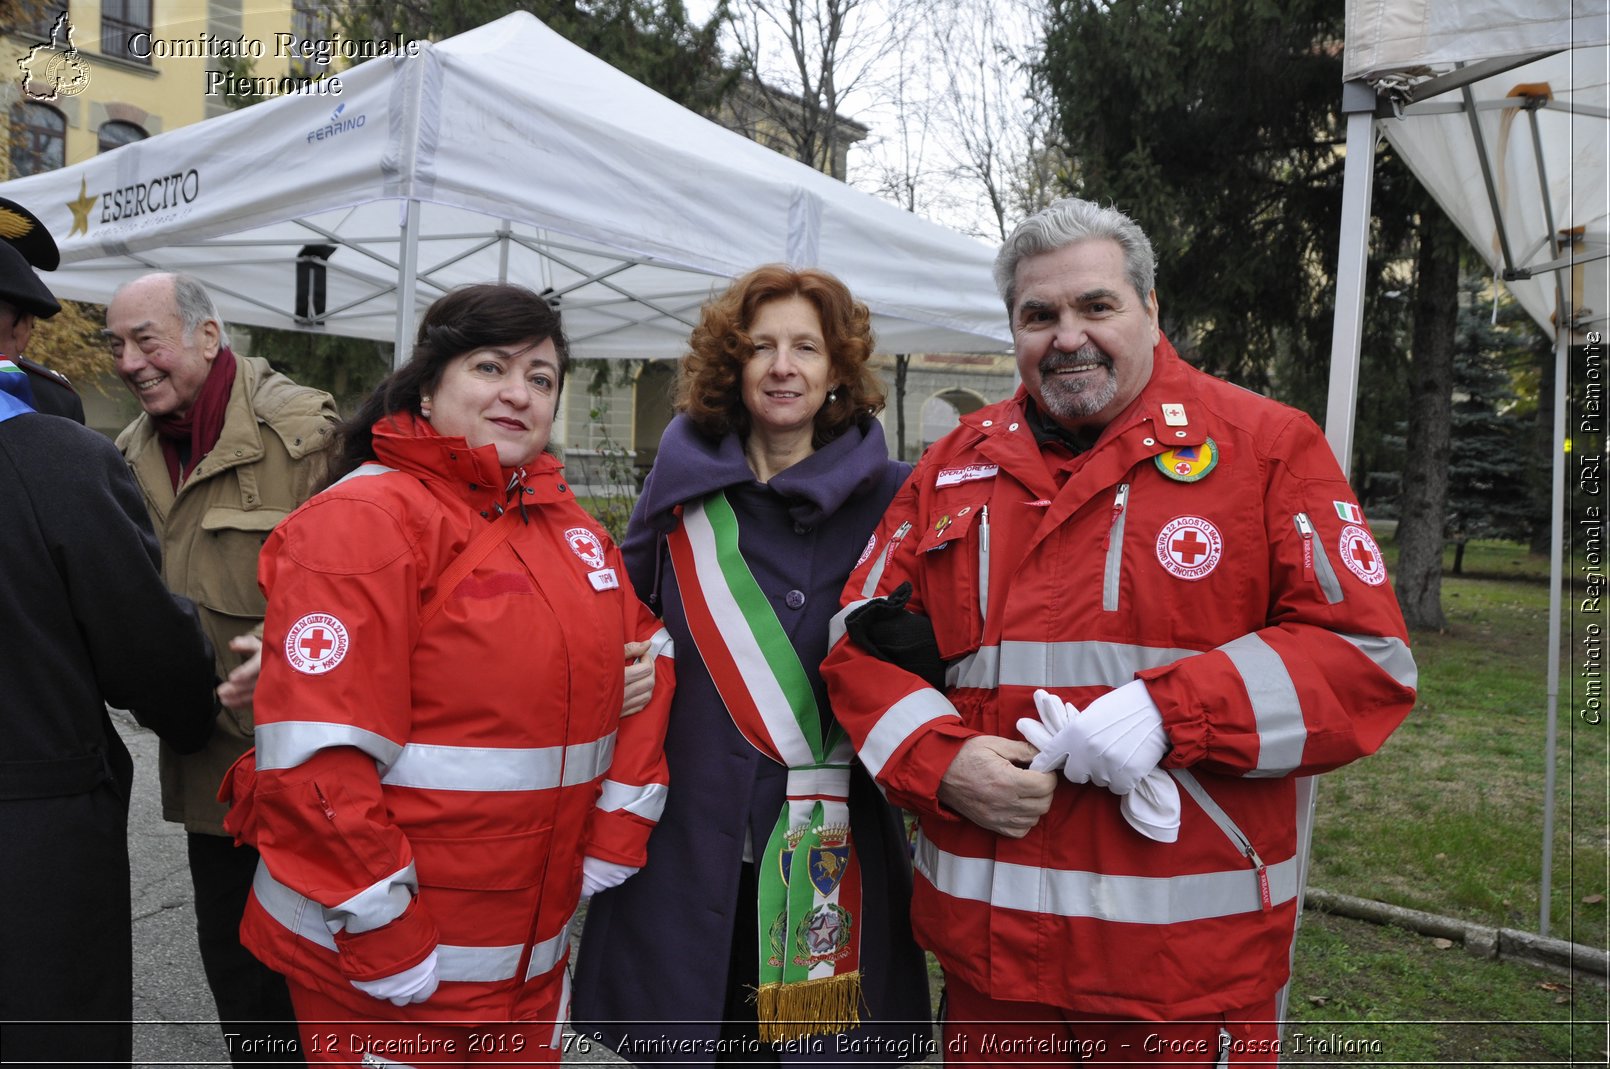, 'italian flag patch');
1334,500,1365,524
